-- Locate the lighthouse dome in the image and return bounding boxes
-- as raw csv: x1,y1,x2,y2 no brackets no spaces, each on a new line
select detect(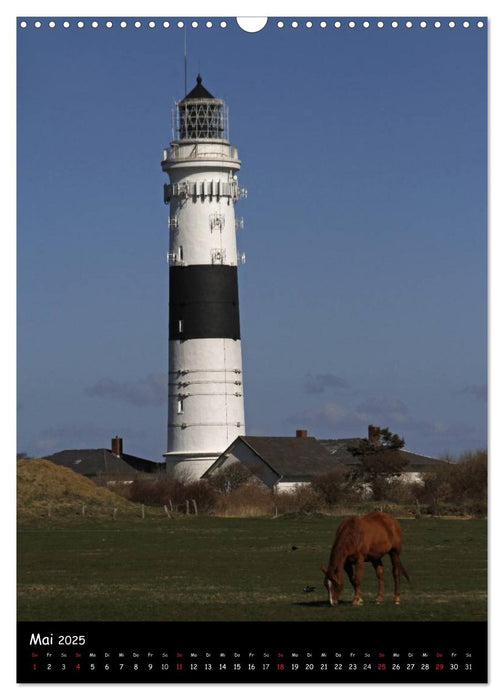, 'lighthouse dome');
180,73,215,101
